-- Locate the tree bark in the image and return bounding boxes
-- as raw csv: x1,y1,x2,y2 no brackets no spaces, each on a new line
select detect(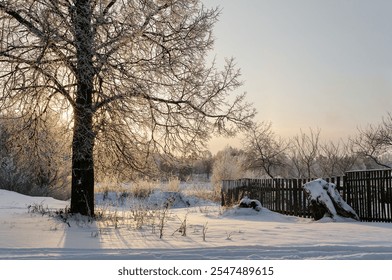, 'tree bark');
70,0,95,216
70,109,95,216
